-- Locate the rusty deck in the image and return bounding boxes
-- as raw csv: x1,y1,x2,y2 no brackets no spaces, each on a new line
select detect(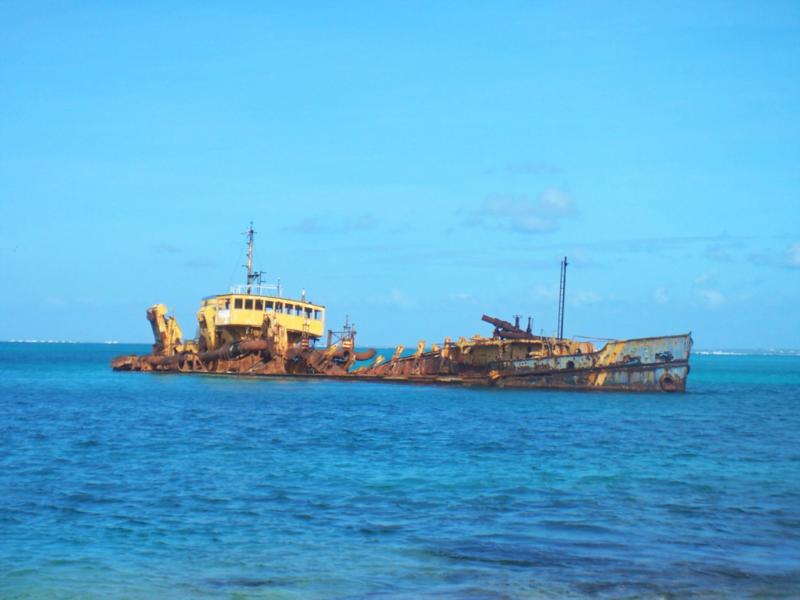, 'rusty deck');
113,333,692,393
